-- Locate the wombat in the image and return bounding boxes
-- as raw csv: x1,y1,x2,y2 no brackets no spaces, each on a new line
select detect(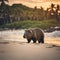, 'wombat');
23,28,44,43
